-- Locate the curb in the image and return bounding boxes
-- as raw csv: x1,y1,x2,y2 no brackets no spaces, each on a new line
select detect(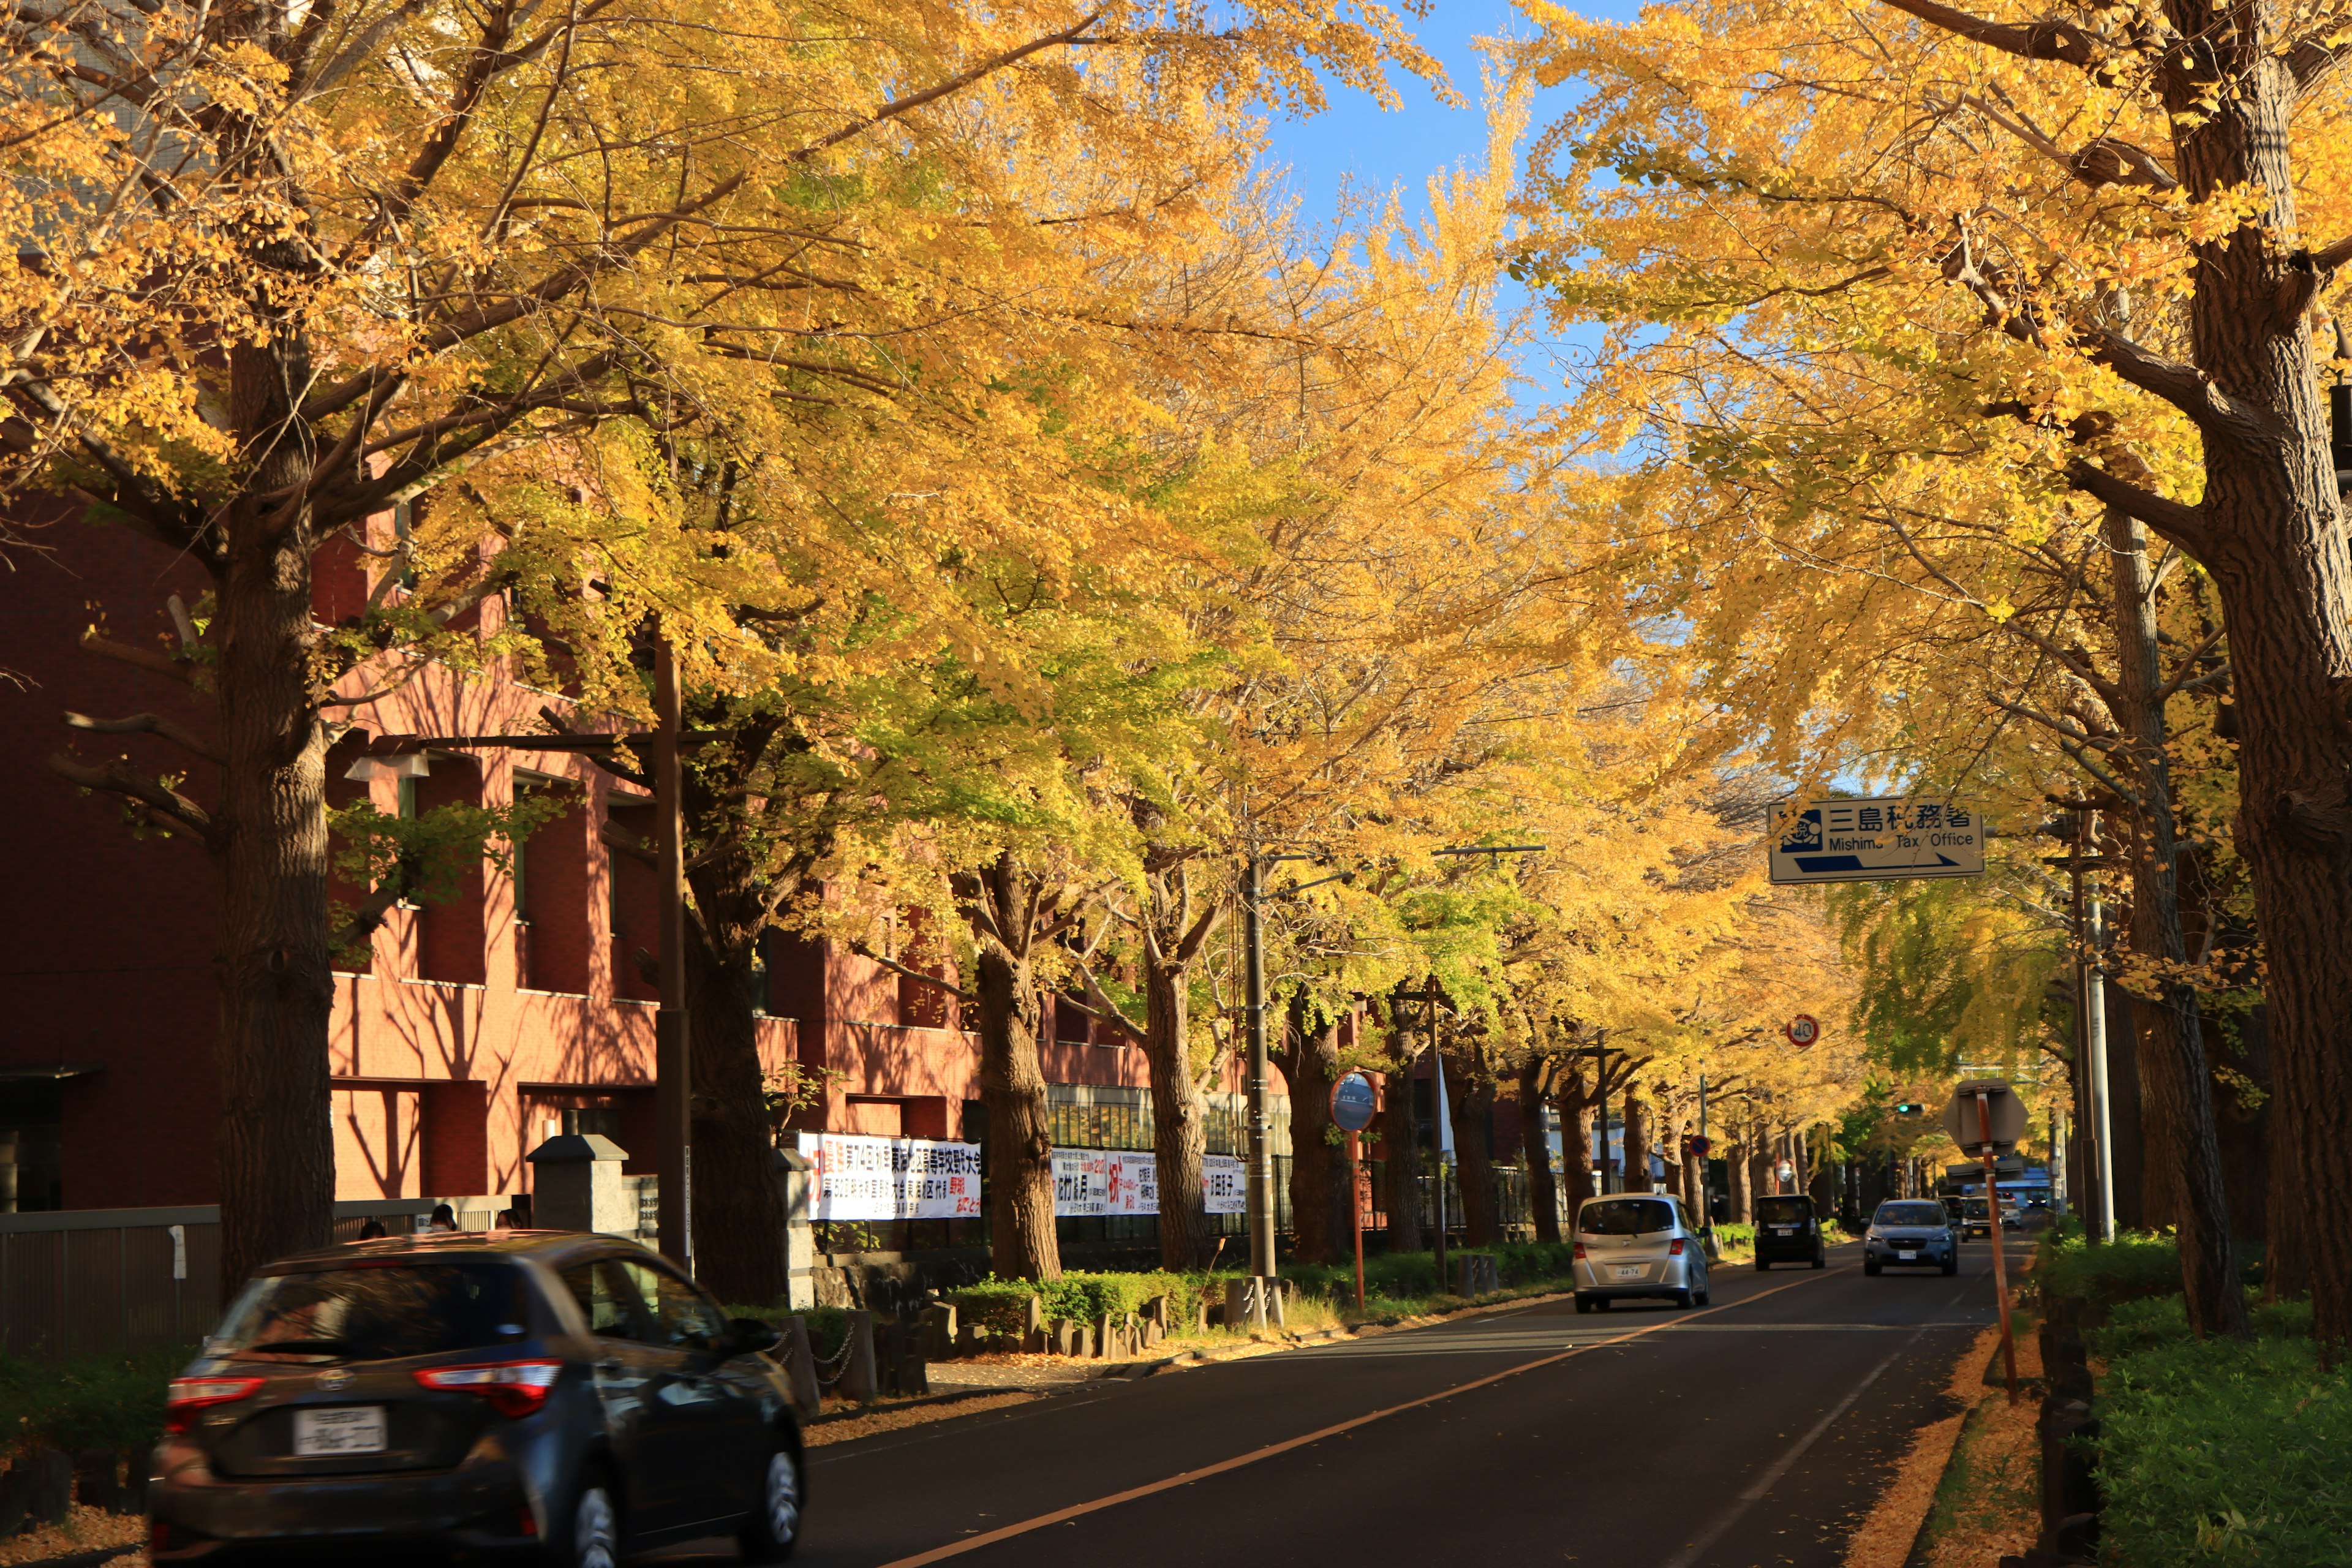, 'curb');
807,1385,1047,1427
